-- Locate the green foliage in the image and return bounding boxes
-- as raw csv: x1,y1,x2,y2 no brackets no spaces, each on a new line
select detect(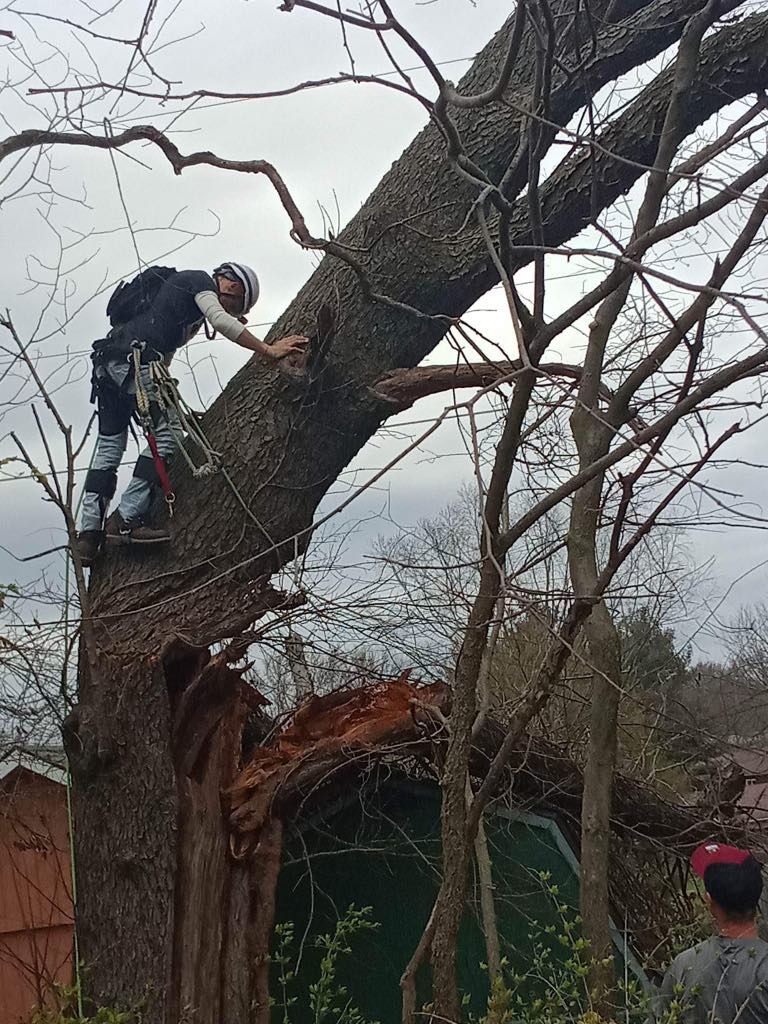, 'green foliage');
472,873,652,1024
619,607,691,694
28,982,136,1024
273,921,299,1024
269,882,703,1024
655,905,710,968
271,905,380,1024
